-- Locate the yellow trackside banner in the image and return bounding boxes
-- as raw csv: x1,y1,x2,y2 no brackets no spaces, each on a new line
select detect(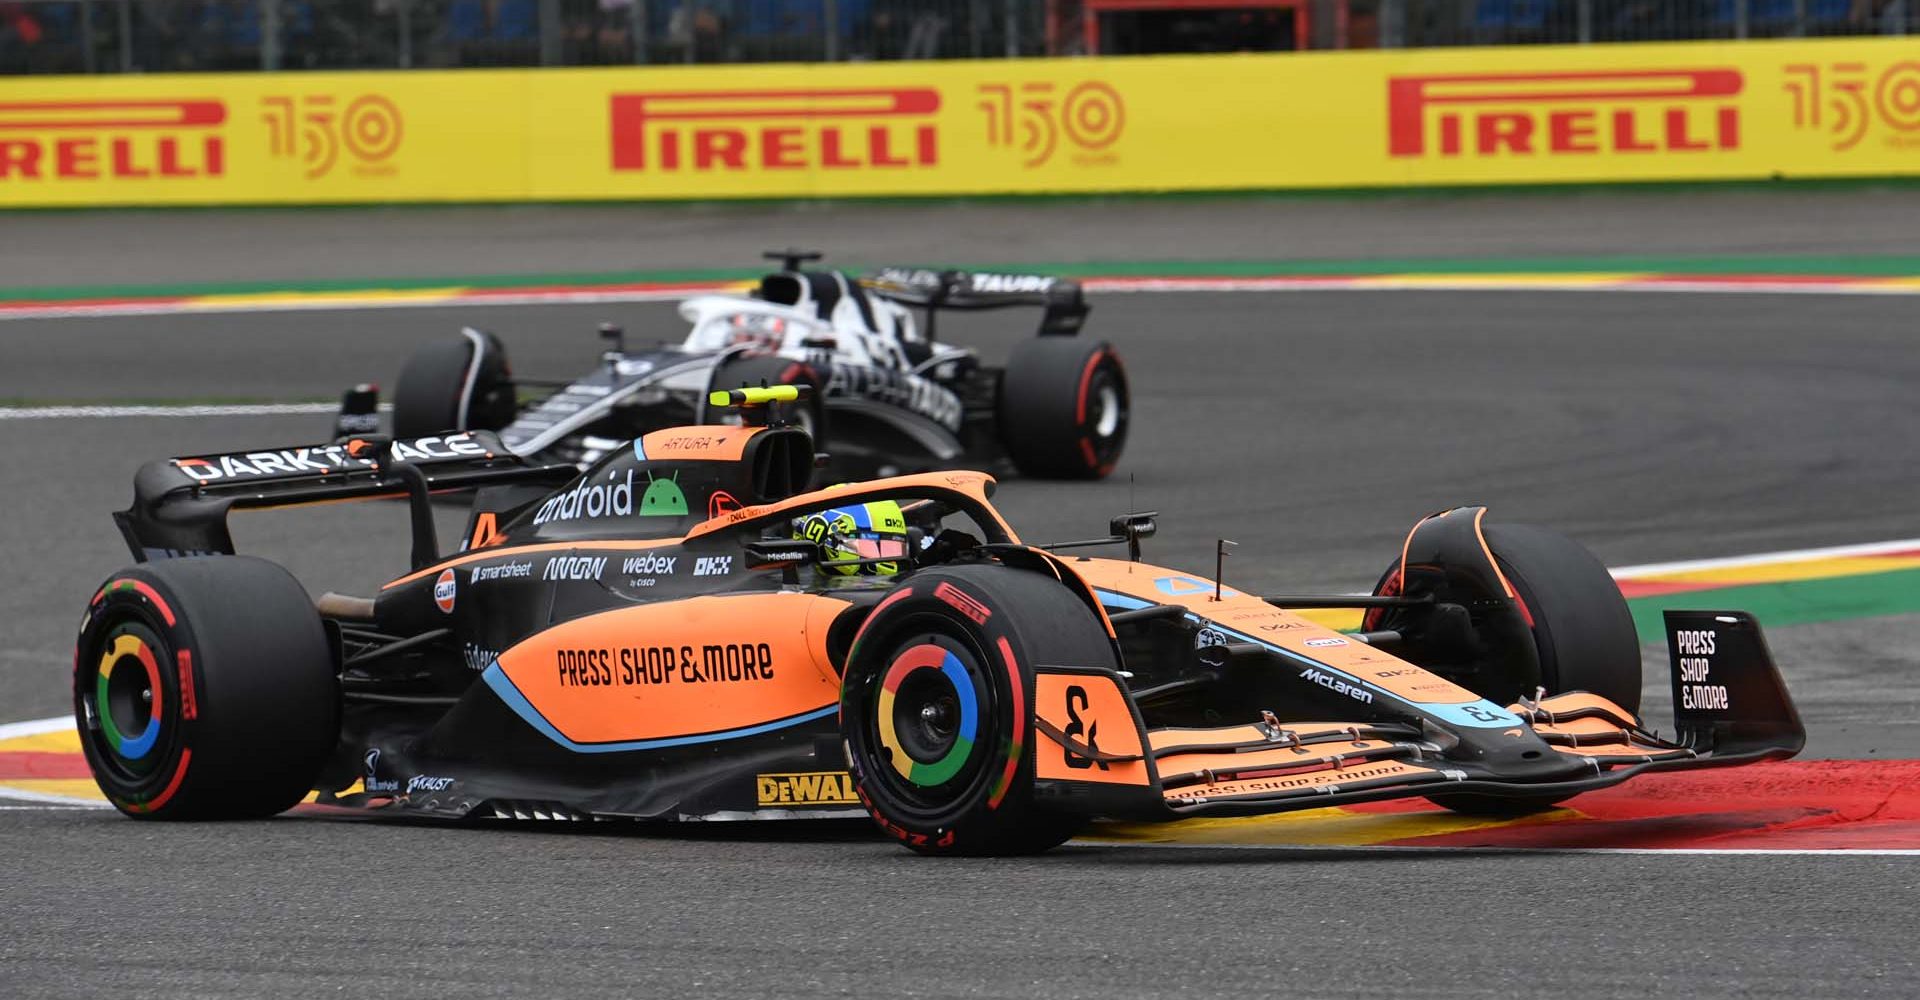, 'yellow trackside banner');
3,36,1918,207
